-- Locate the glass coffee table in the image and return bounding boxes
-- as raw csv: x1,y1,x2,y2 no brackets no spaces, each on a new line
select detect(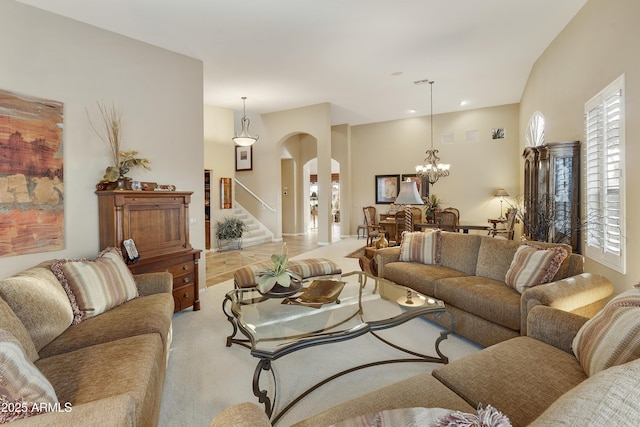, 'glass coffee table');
222,270,454,423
